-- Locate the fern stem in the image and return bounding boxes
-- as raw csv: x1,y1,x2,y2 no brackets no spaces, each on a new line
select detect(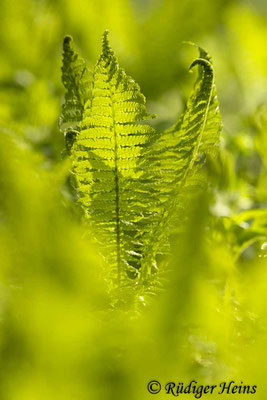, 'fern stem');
102,30,122,284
